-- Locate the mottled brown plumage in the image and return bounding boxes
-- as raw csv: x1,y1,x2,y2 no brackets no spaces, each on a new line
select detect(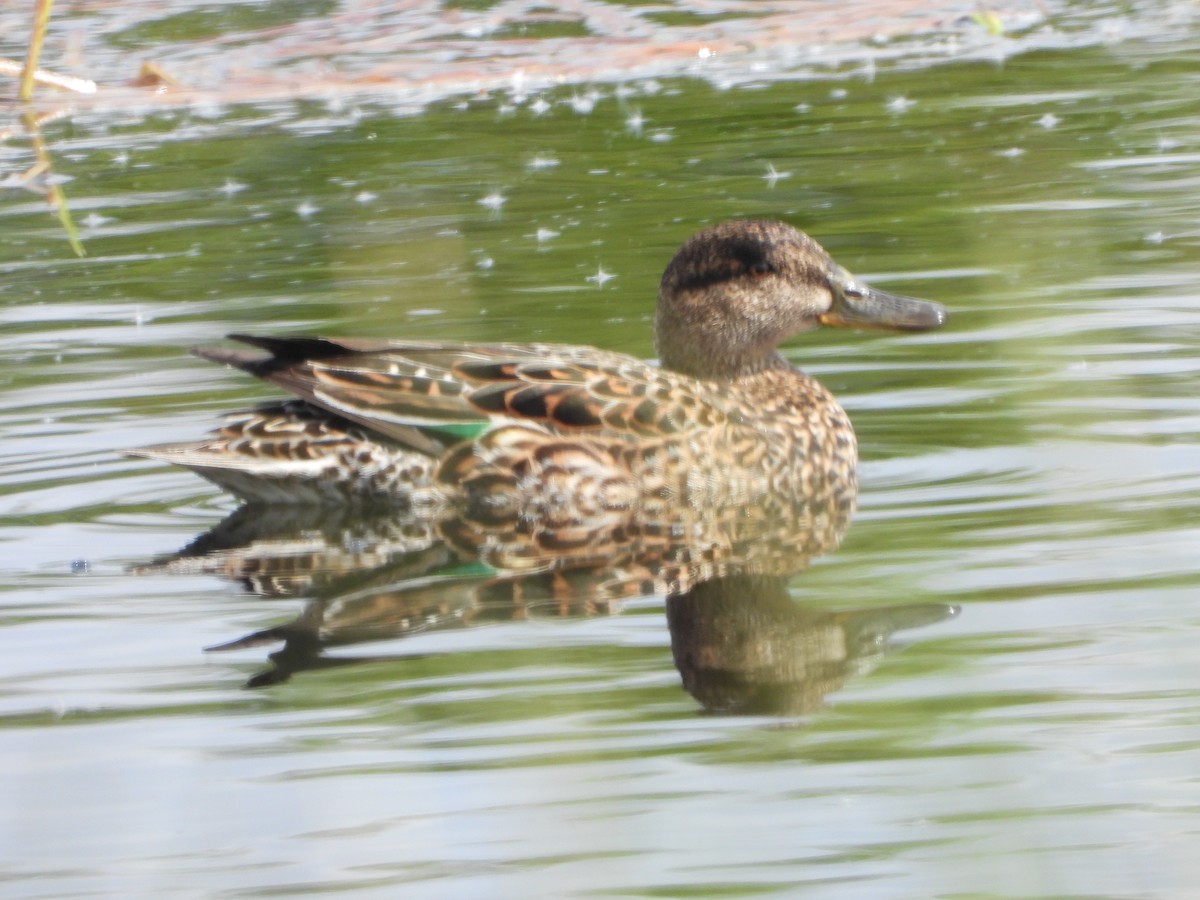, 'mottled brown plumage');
127,219,944,573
